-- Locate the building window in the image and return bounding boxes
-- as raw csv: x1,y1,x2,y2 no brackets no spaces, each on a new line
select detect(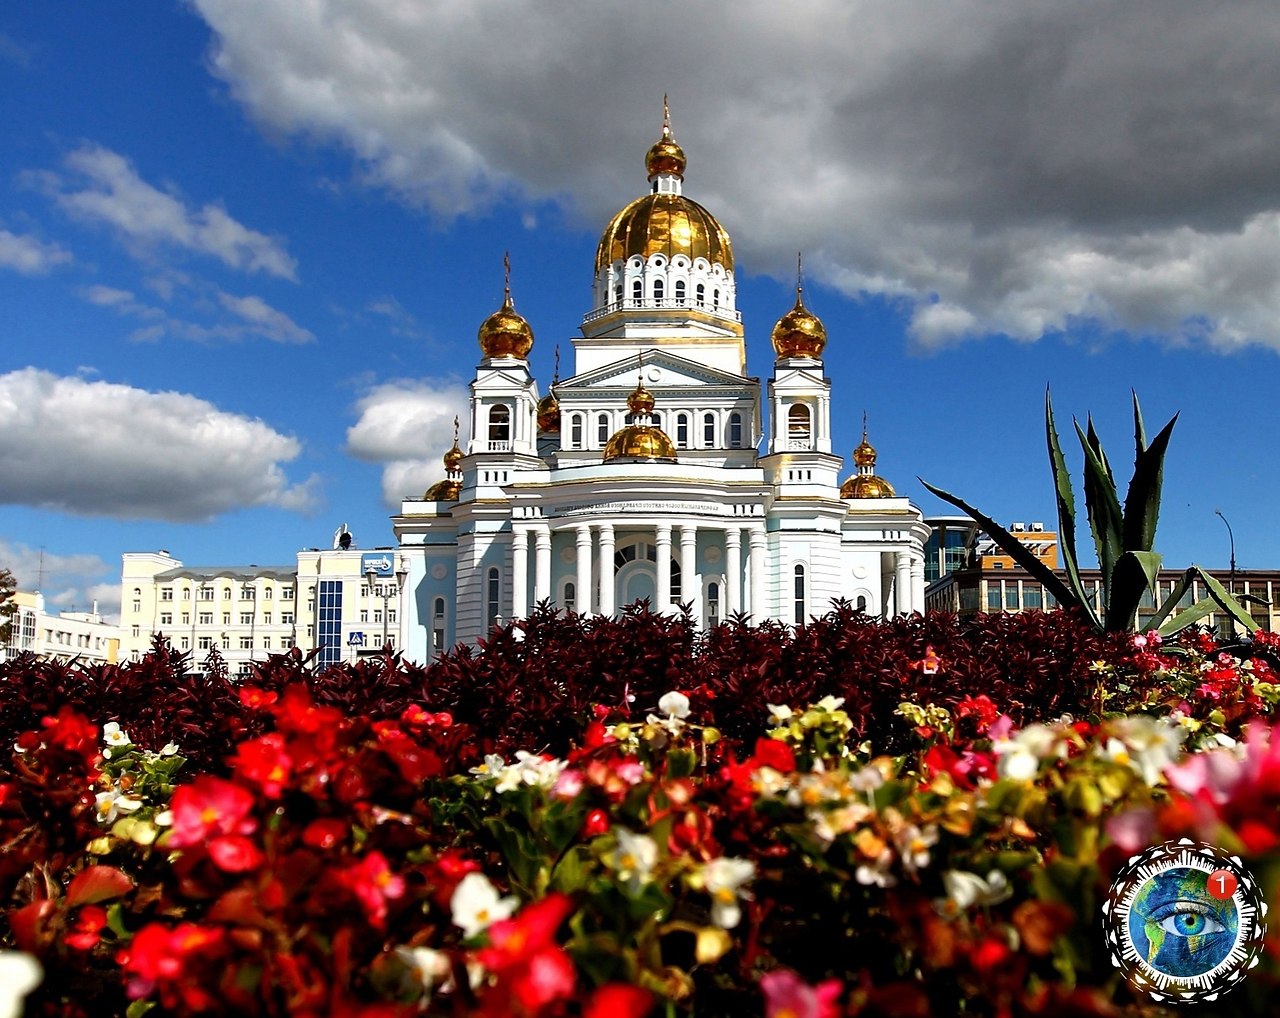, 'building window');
793,564,807,625
696,283,705,304
707,582,720,627
198,586,213,601
263,587,273,600
729,412,743,448
132,600,141,613
703,412,716,446
221,636,230,650
487,567,501,627
222,613,231,625
160,613,172,626
317,579,343,668
197,636,212,650
281,612,294,624
432,598,447,653
986,584,1001,611
282,587,294,600
180,637,190,650
787,404,812,446
159,588,172,602
676,413,689,448
263,613,272,625
240,636,253,650
674,279,686,300
181,588,191,600
240,612,253,625
198,613,212,625
180,614,190,625
856,595,868,612
713,288,720,308
262,637,271,650
563,581,576,613
570,414,584,449
489,404,511,444
632,279,643,300
223,587,232,600
240,585,255,600
131,625,140,638
597,413,610,444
